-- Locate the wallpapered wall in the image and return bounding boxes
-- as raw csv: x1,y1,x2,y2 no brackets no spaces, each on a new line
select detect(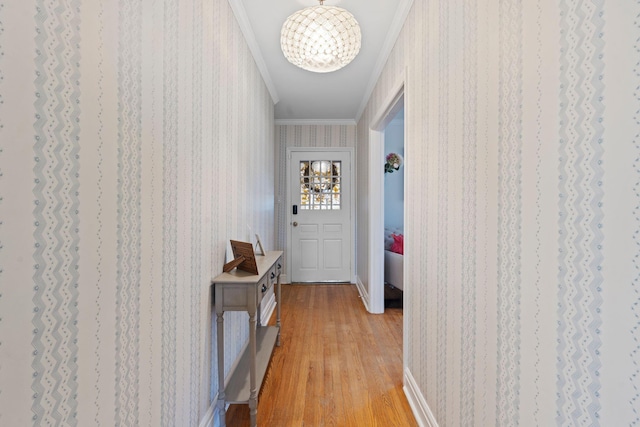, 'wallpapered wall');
0,0,274,425
358,0,638,425
274,124,355,278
